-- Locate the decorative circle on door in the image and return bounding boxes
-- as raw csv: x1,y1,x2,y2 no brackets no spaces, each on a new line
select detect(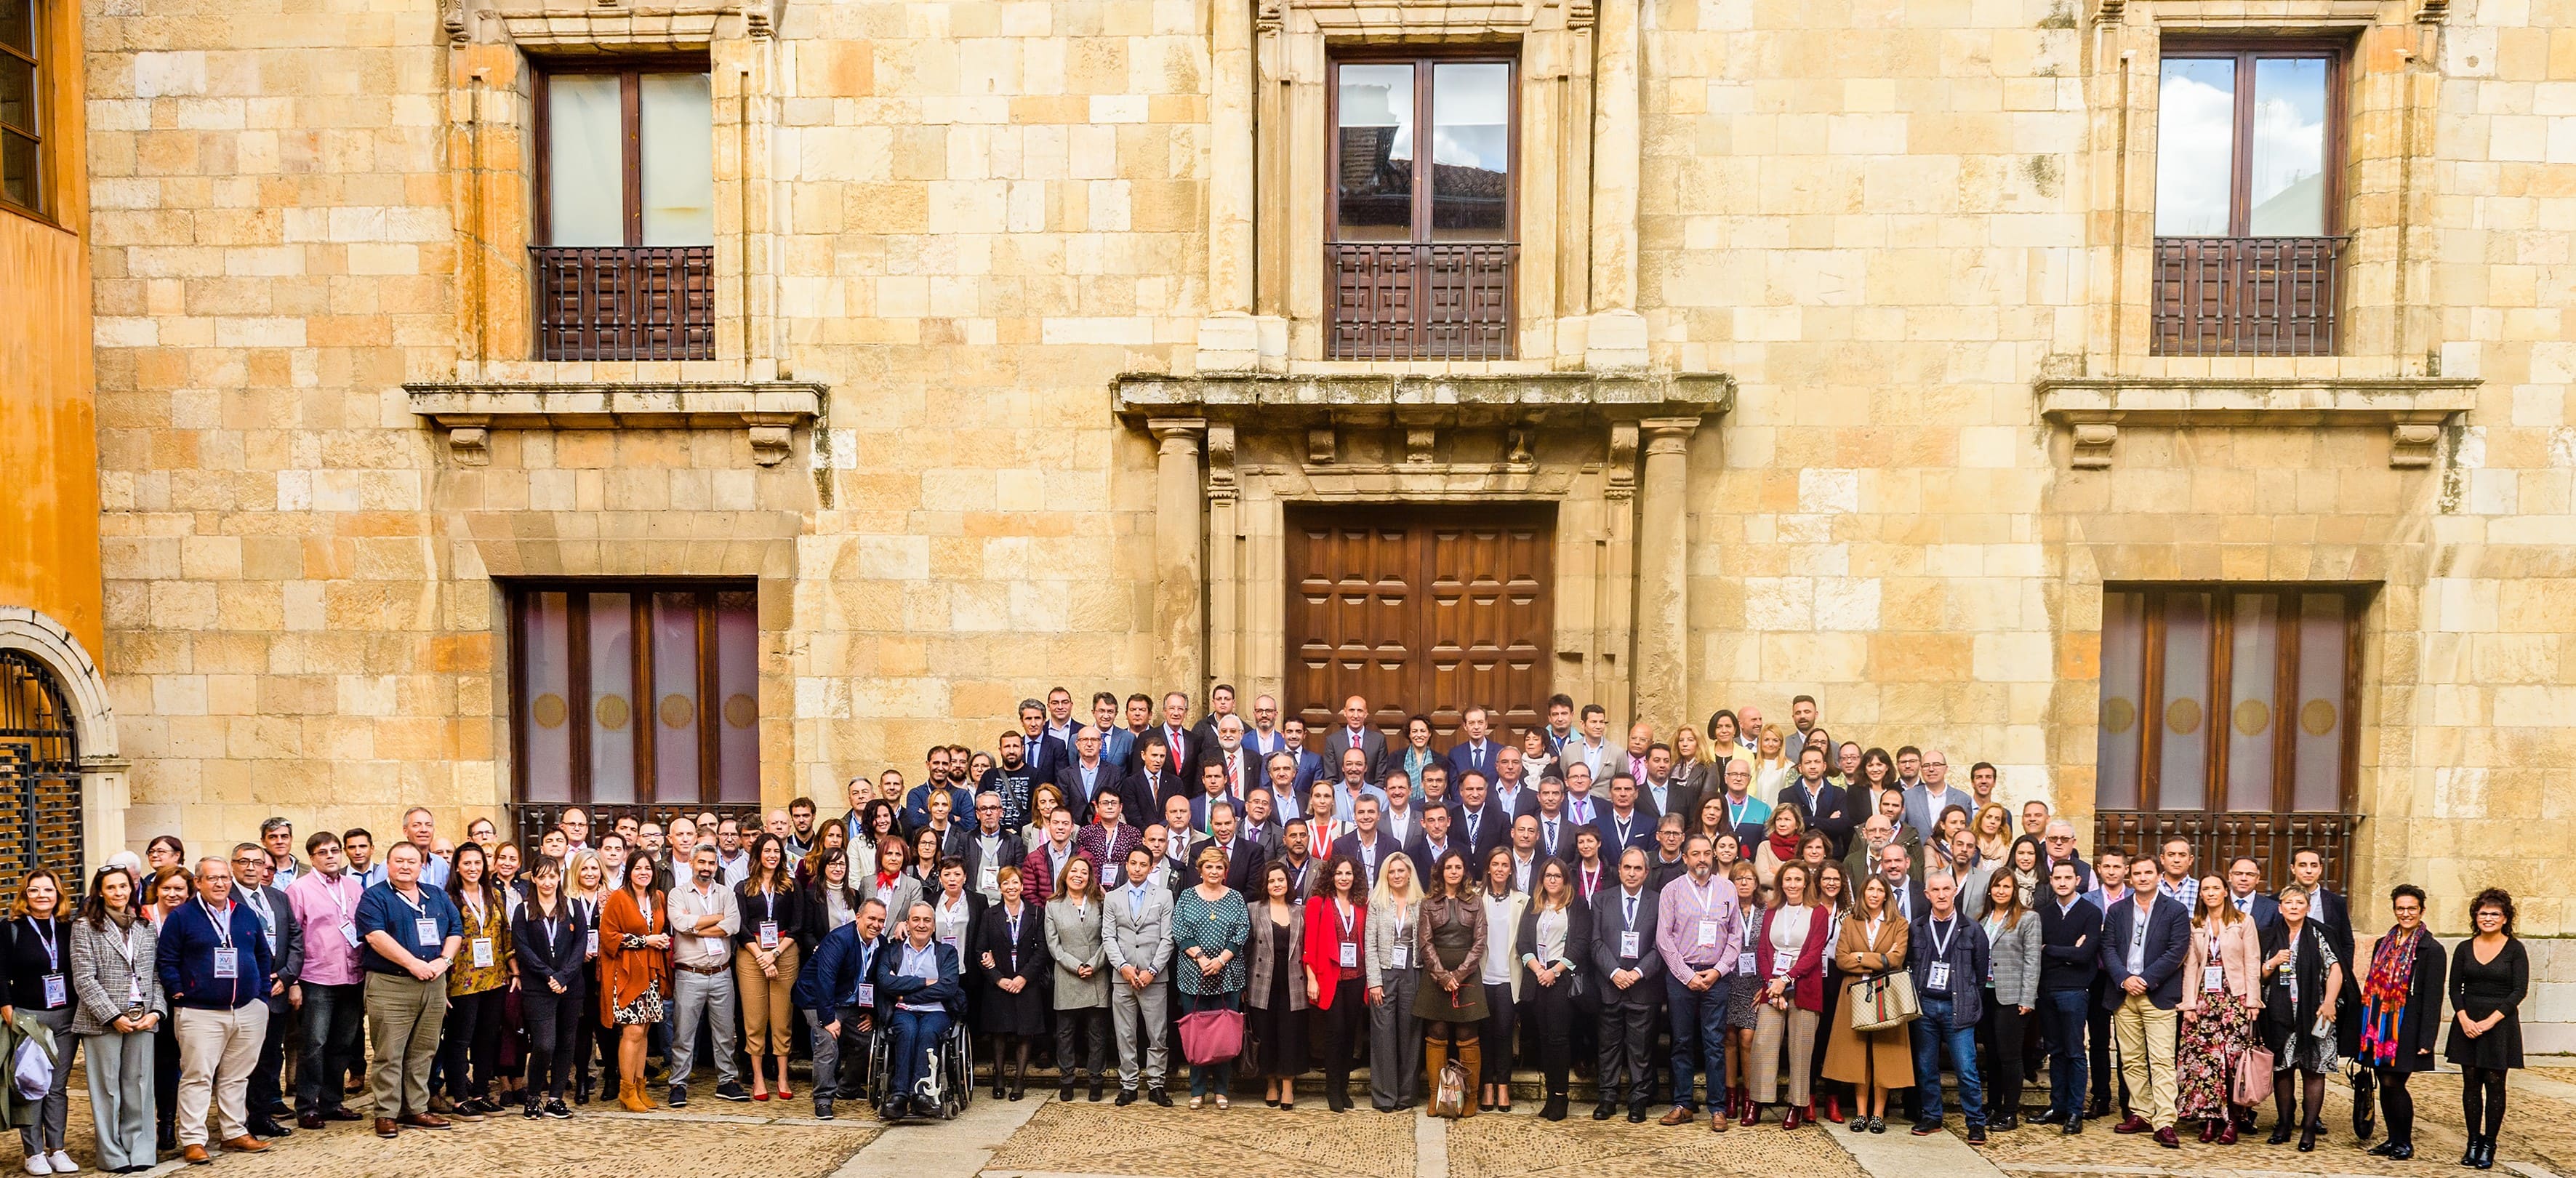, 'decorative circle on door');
2100,698,2135,734
595,694,630,731
531,694,568,729
2300,698,2338,736
724,694,756,729
660,694,695,729
2165,698,2202,735
2233,700,2270,737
